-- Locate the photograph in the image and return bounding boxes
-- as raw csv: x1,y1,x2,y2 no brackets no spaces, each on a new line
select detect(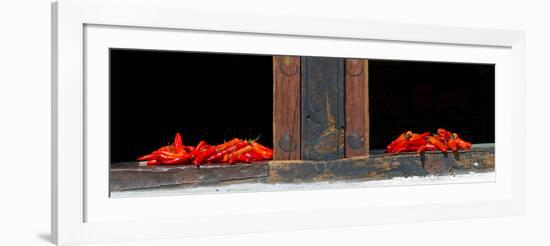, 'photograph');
6,0,550,245
109,49,495,197
43,1,532,244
